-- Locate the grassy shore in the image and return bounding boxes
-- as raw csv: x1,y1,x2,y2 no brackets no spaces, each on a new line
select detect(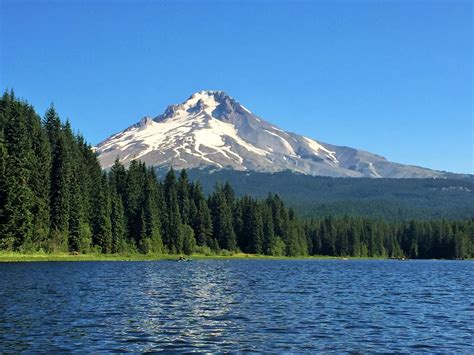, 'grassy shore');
0,251,342,262
0,252,469,262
